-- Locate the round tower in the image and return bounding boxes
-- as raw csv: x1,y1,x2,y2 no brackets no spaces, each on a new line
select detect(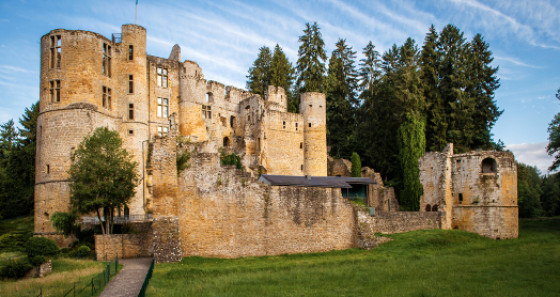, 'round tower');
299,92,327,176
